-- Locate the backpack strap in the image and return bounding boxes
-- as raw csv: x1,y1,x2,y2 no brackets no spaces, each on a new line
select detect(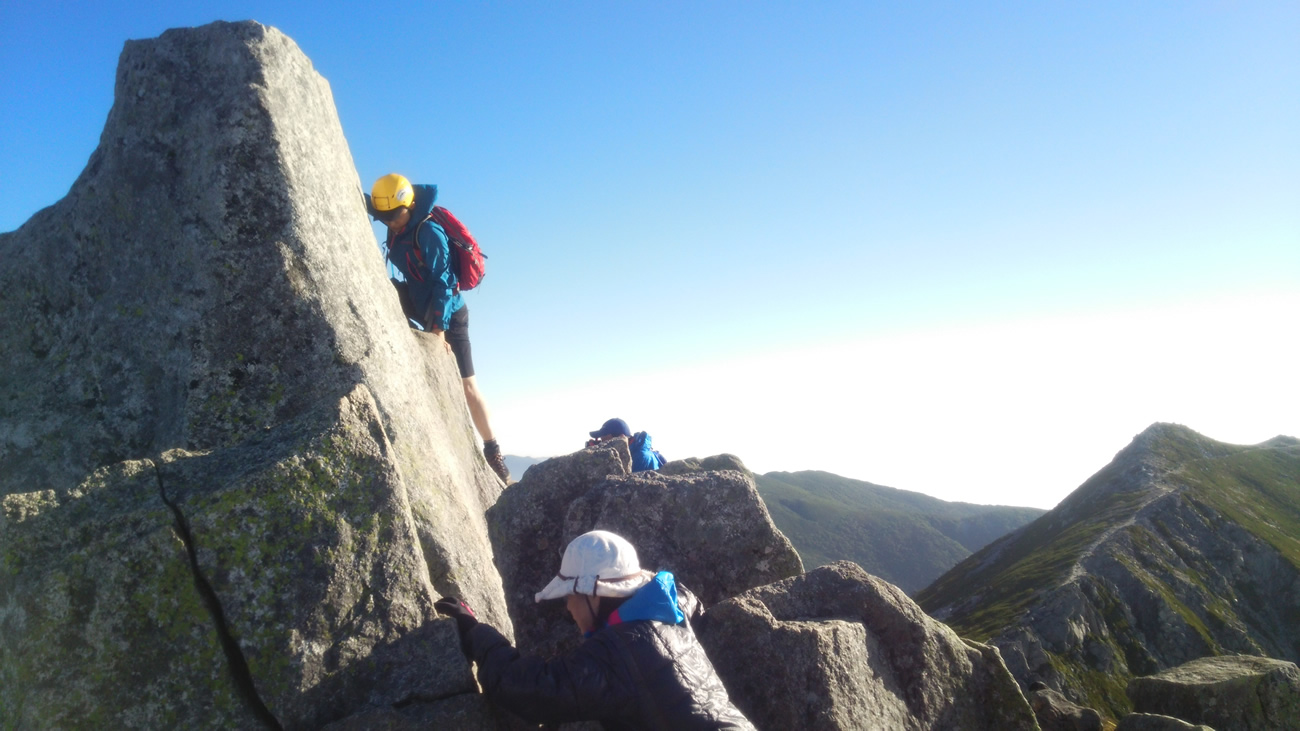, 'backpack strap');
403,209,480,295
408,213,436,268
